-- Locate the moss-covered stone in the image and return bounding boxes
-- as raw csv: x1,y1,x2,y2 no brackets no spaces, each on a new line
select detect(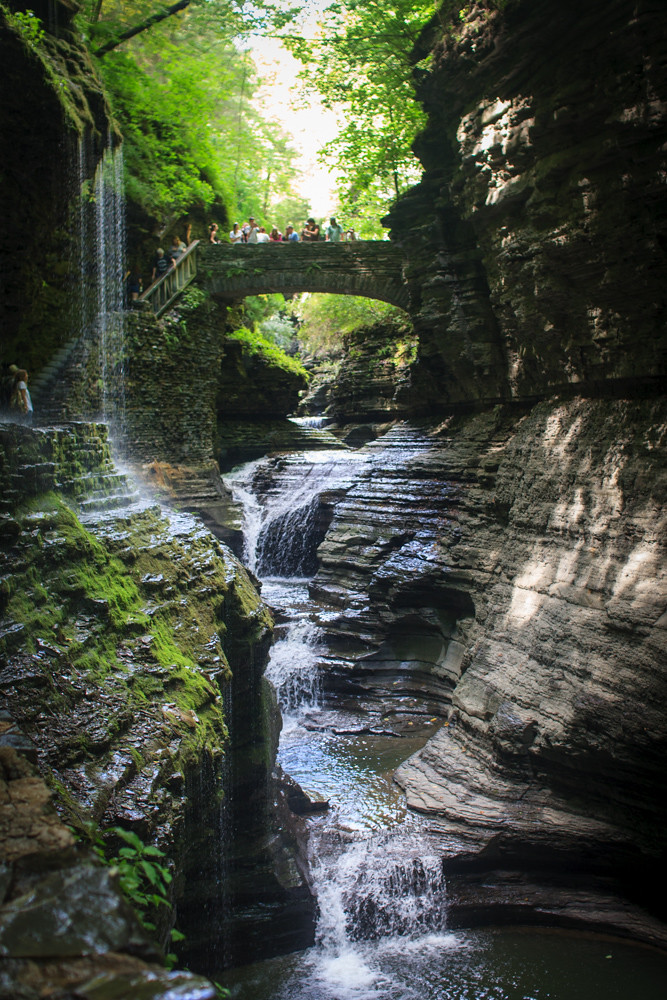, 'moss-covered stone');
0,421,276,968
